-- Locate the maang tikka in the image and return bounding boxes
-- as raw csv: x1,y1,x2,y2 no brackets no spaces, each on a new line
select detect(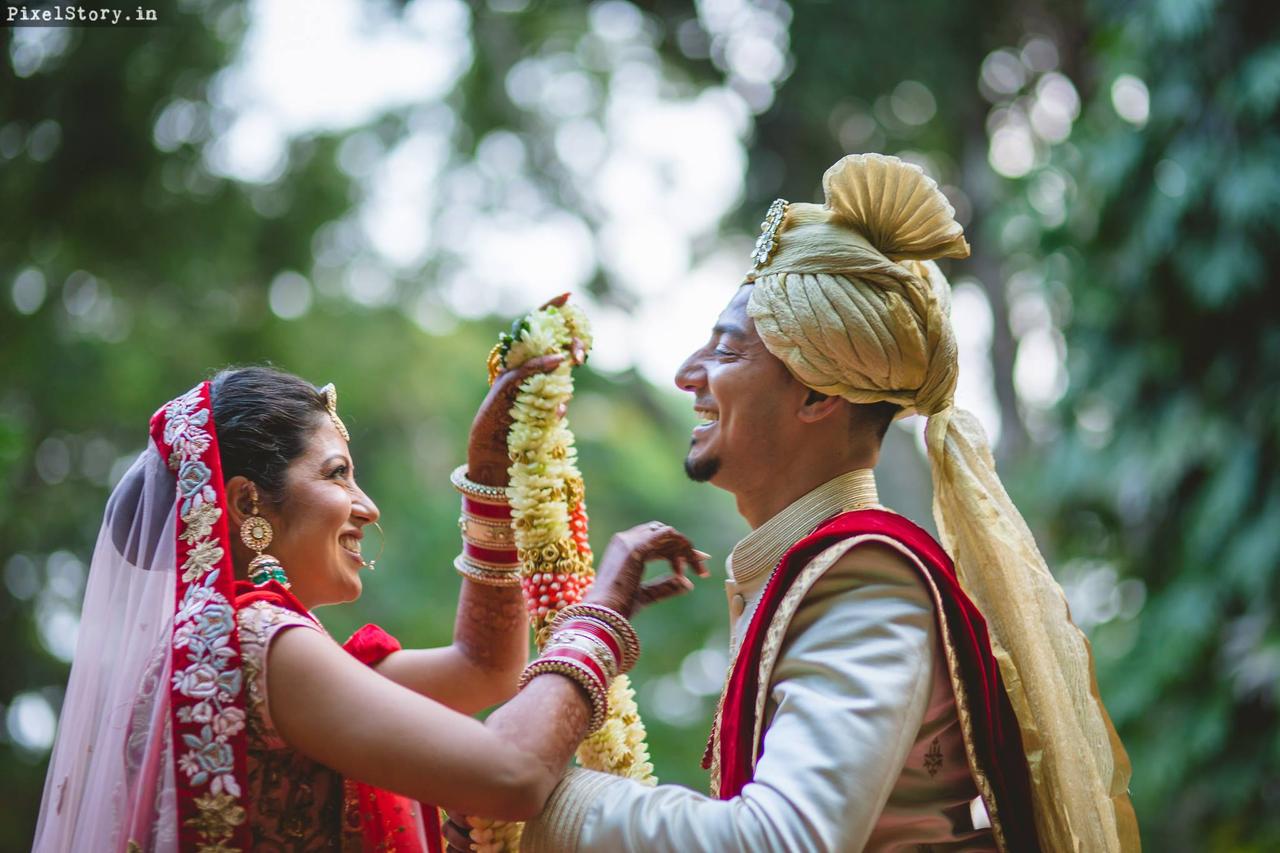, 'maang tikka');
242,487,289,588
